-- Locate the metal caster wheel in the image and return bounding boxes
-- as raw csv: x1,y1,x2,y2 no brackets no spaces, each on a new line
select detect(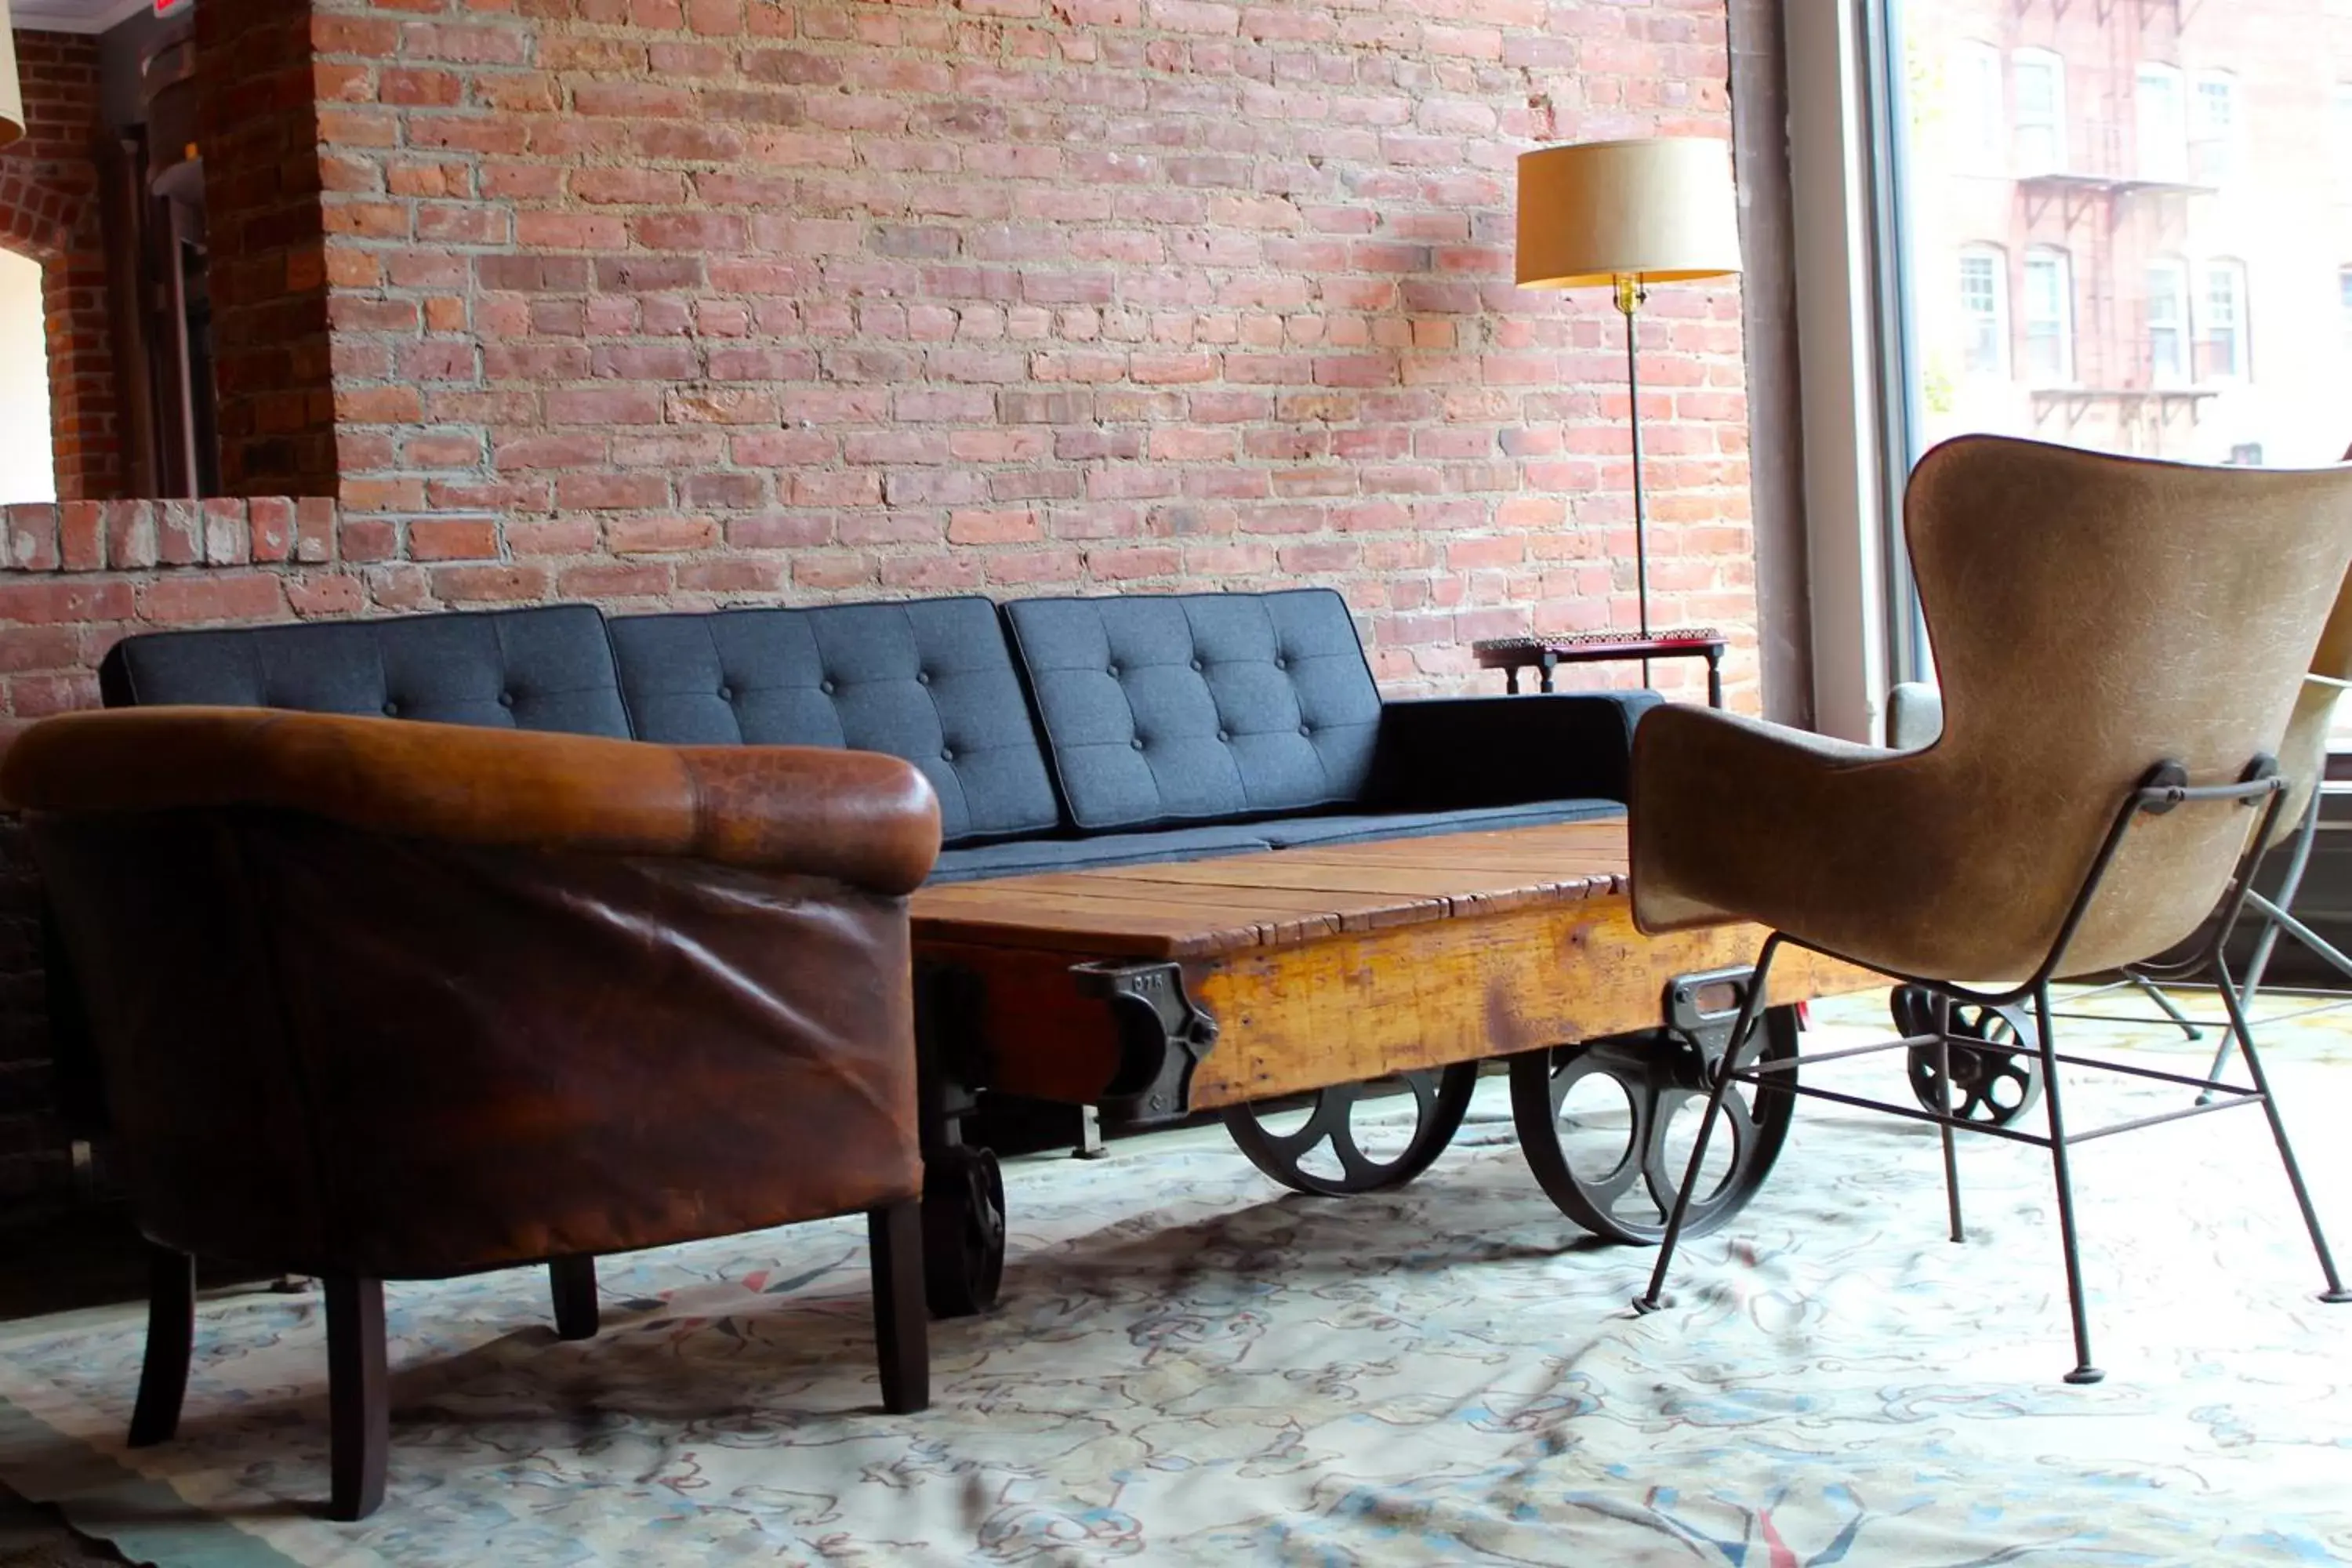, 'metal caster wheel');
1890,986,2044,1127
1224,1063,1479,1196
921,1145,1005,1319
1509,1007,1798,1245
